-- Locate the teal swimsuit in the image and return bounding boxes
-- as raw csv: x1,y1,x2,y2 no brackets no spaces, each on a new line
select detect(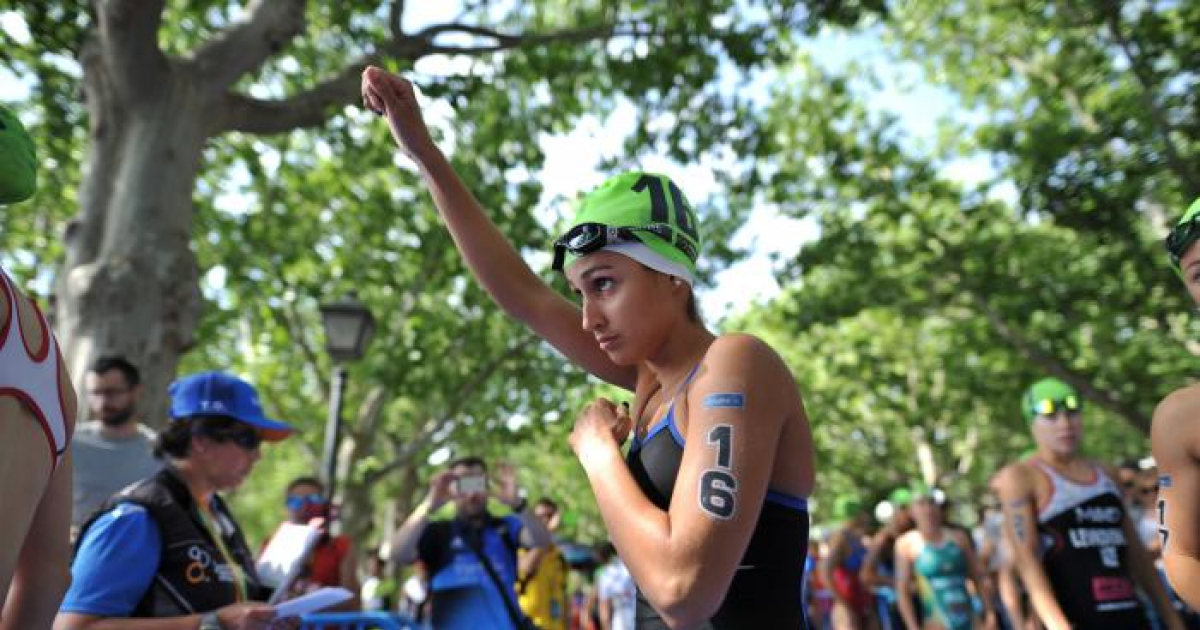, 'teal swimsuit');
913,537,973,630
